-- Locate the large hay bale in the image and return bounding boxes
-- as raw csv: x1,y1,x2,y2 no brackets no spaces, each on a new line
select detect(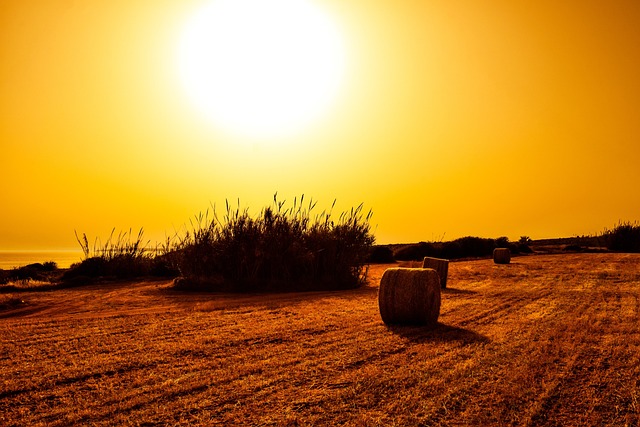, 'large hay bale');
378,268,441,326
422,257,449,289
493,248,511,264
